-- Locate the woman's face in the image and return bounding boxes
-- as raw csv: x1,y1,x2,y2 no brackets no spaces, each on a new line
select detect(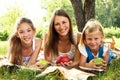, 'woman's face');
54,15,70,37
84,31,103,51
17,22,35,45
